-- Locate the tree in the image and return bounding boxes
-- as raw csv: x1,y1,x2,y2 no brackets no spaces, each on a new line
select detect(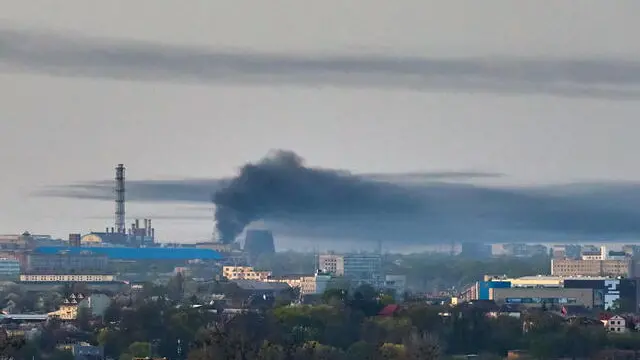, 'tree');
103,301,122,323
167,273,185,302
76,306,92,332
404,331,441,360
119,342,151,360
0,329,25,360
